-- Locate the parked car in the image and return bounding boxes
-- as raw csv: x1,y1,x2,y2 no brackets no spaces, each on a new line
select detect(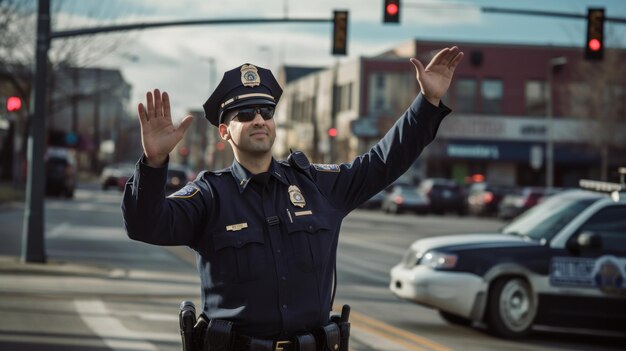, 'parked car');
117,164,194,194
166,164,195,194
100,162,135,190
45,147,77,198
466,182,516,216
381,184,429,214
390,182,626,338
359,190,386,210
498,186,559,220
418,178,465,215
